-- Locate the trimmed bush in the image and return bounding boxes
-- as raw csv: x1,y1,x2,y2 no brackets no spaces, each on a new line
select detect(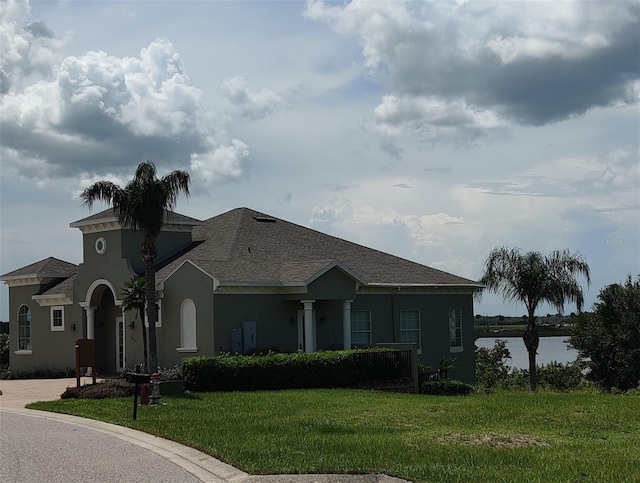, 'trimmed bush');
182,348,406,392
60,379,134,399
420,380,474,396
